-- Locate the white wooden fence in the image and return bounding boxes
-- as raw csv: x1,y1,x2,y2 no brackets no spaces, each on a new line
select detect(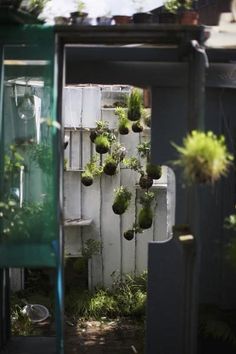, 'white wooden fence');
63,85,175,288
